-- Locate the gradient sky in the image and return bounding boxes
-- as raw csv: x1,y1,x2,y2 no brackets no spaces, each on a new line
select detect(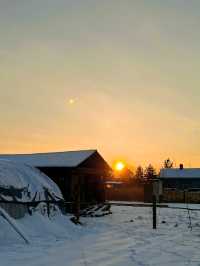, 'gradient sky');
1,0,200,168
